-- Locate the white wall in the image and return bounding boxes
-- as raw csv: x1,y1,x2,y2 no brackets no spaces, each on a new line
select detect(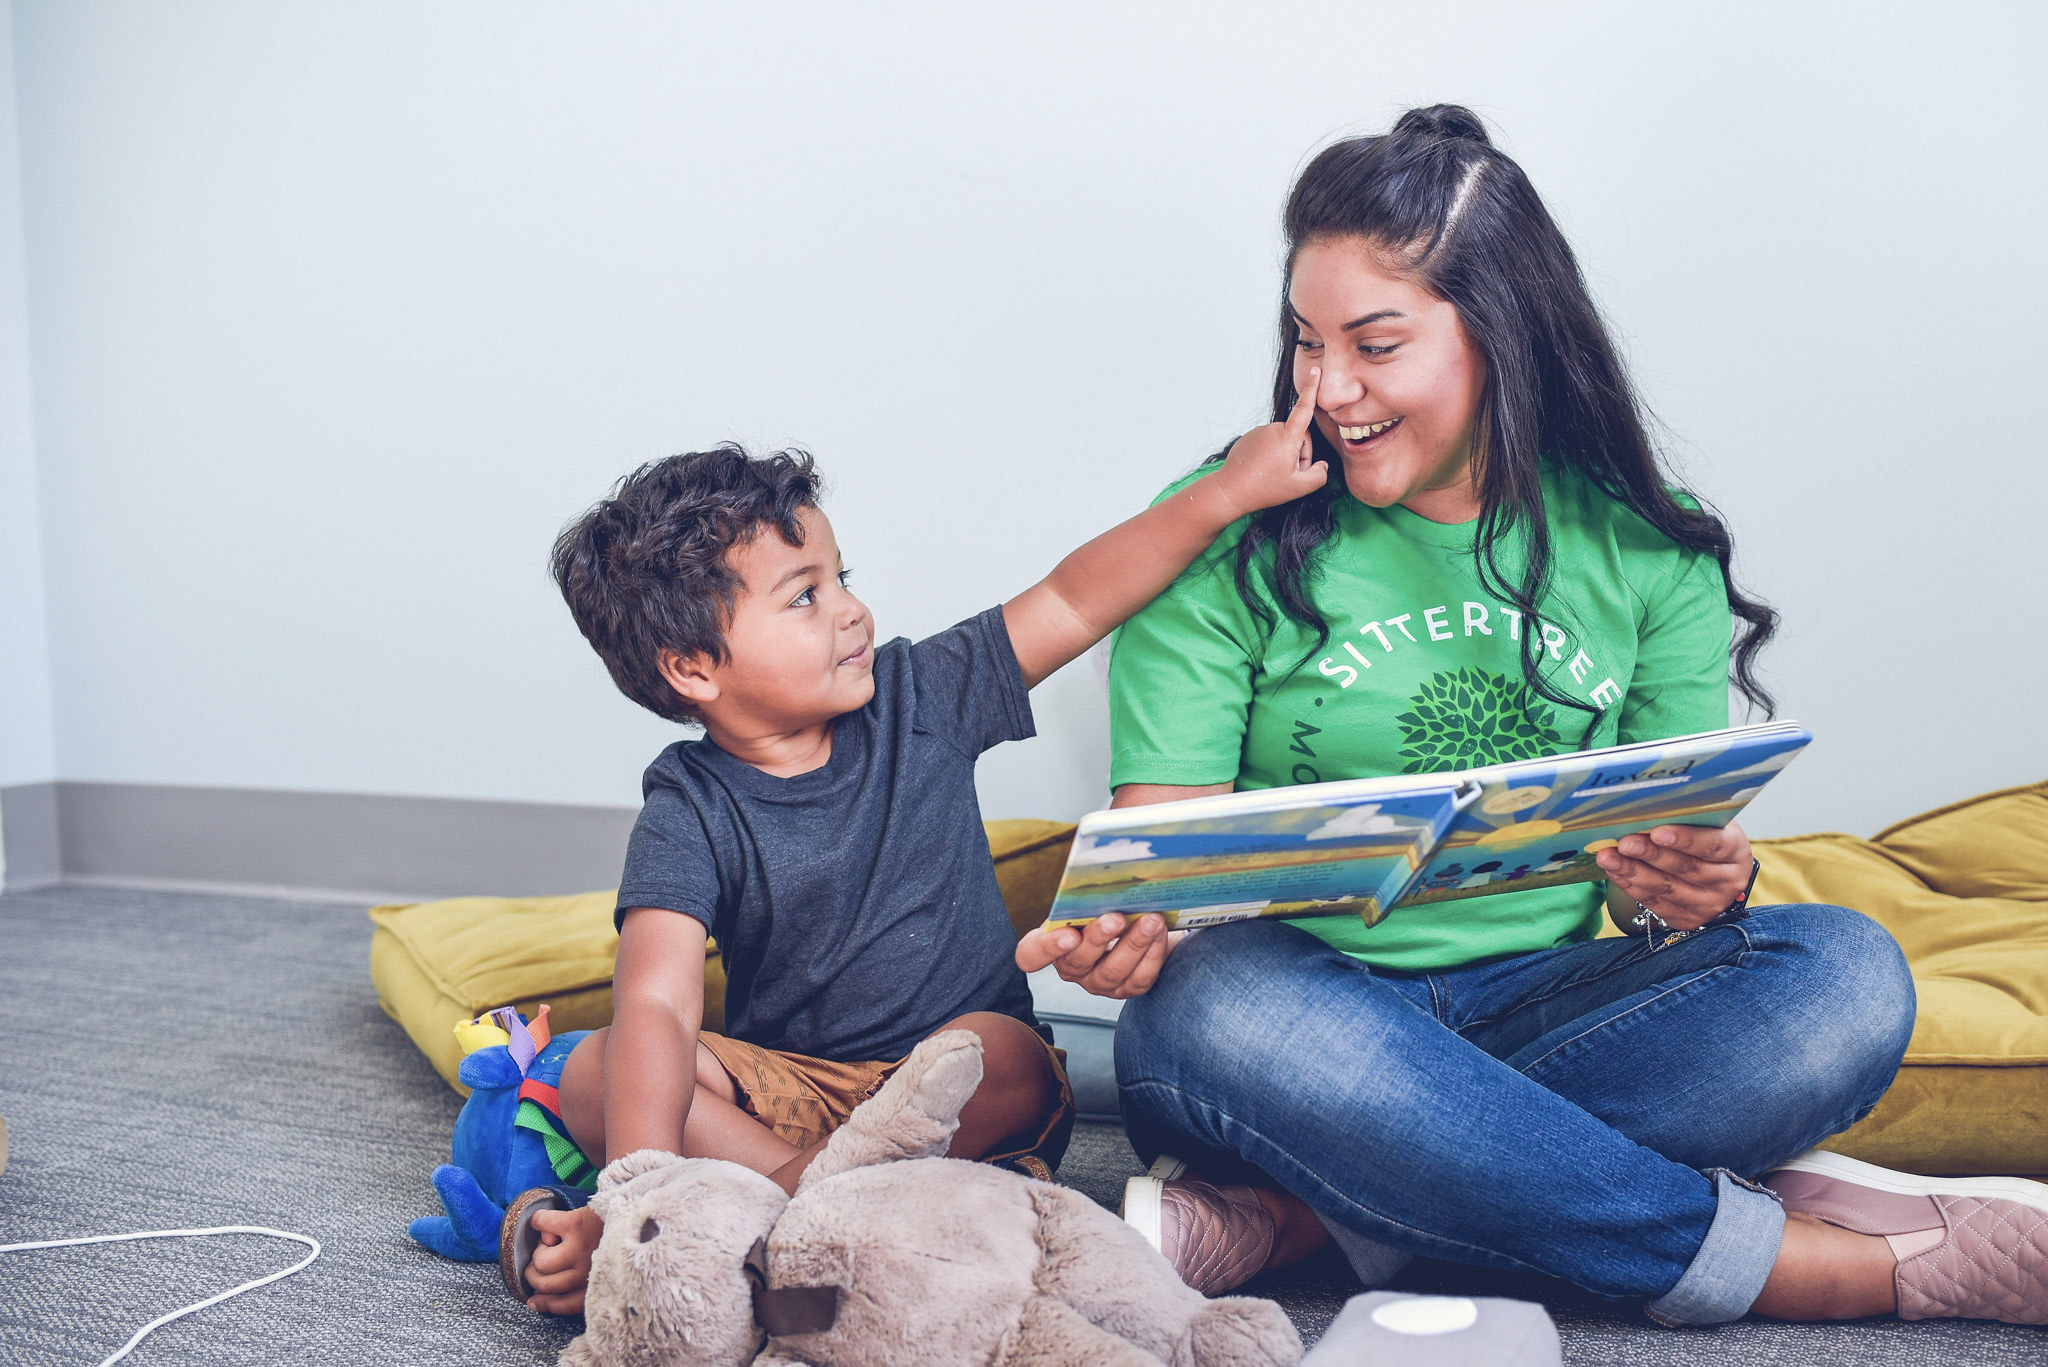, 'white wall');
9,0,2045,838
0,0,55,792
